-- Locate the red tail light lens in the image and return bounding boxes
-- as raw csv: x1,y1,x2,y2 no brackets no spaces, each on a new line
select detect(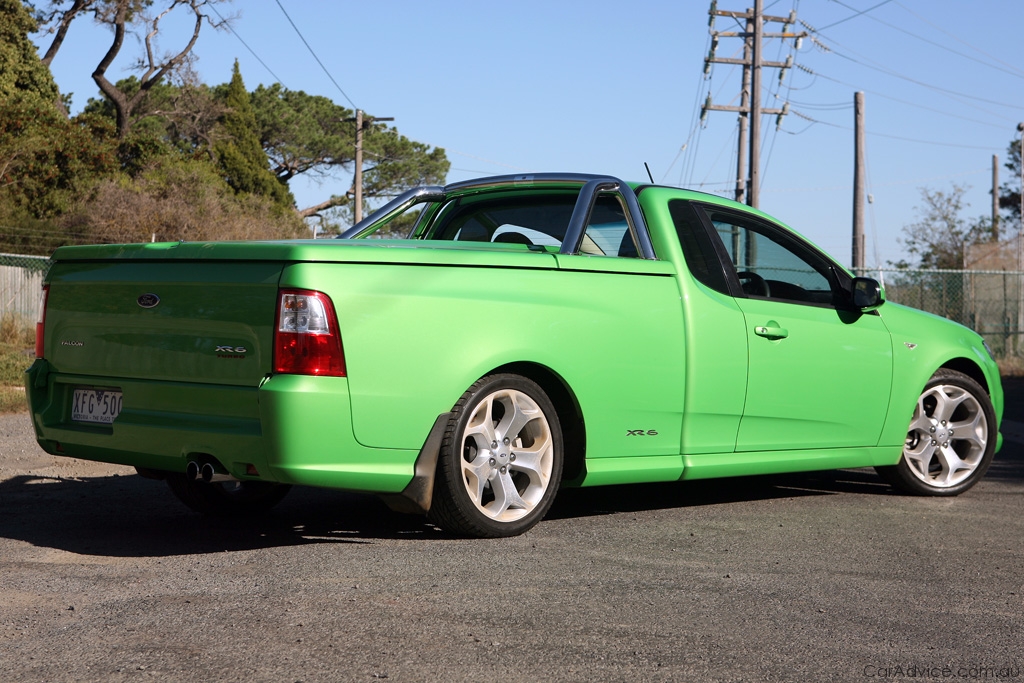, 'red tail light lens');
273,289,346,376
35,284,49,359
